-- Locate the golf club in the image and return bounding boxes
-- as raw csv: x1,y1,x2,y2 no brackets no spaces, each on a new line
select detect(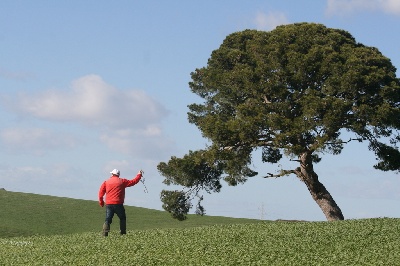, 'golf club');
140,170,148,193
